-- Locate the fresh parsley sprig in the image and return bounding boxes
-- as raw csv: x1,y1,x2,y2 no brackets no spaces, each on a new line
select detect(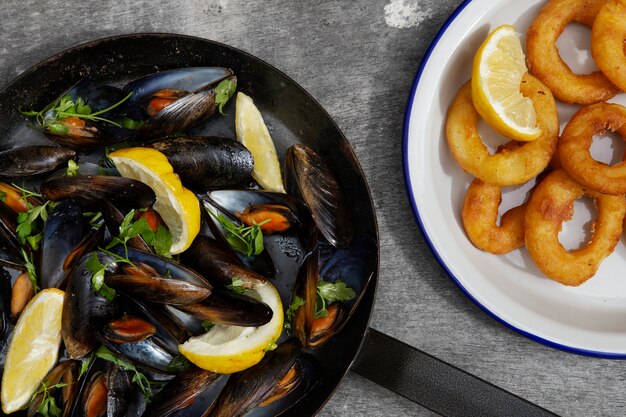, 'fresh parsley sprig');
66,160,79,177
215,78,237,115
94,345,152,399
227,278,246,295
86,252,118,301
30,381,68,417
208,209,269,256
284,278,356,328
20,92,133,135
105,209,172,258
